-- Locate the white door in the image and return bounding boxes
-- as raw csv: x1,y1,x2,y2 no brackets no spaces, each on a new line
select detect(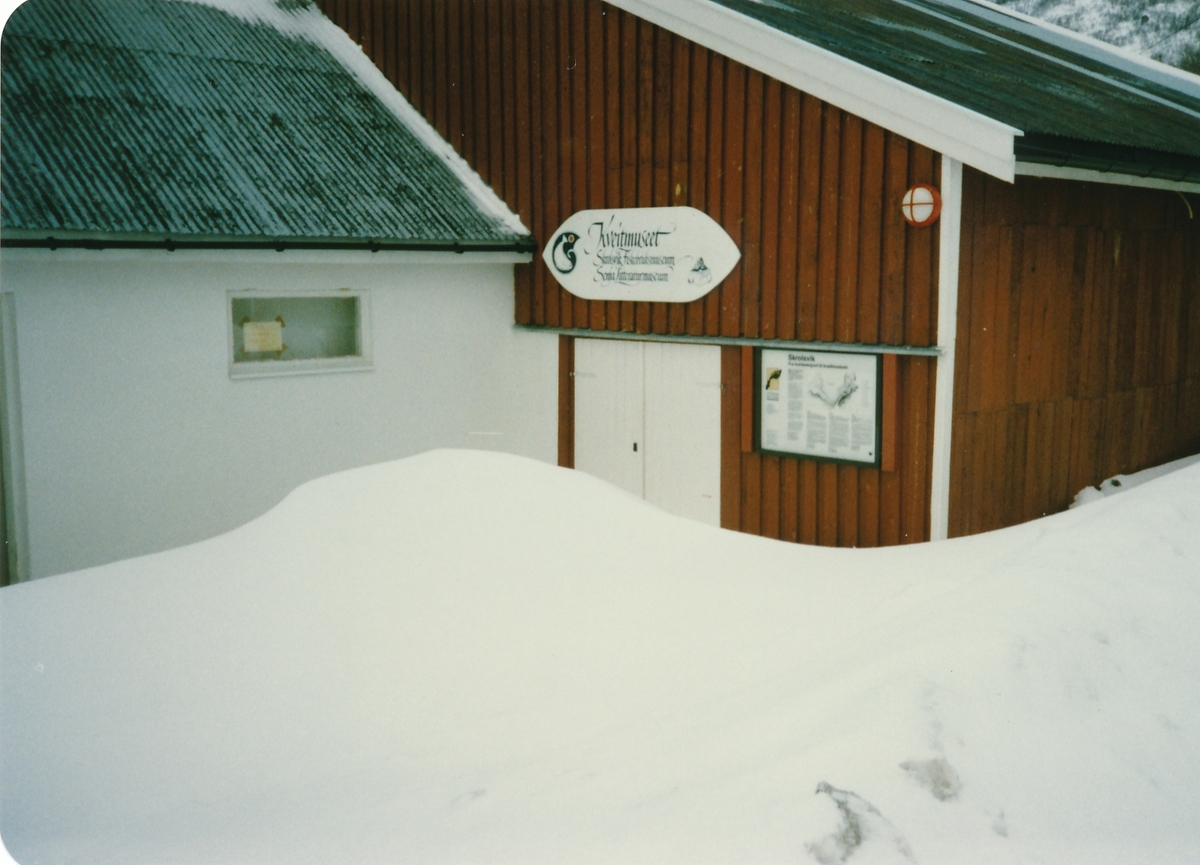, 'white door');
574,338,645,498
574,338,721,526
